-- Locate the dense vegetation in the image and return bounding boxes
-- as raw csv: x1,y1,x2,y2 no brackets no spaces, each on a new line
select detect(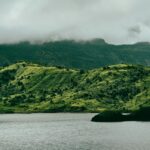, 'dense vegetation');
91,107,150,122
0,62,150,113
0,39,150,69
